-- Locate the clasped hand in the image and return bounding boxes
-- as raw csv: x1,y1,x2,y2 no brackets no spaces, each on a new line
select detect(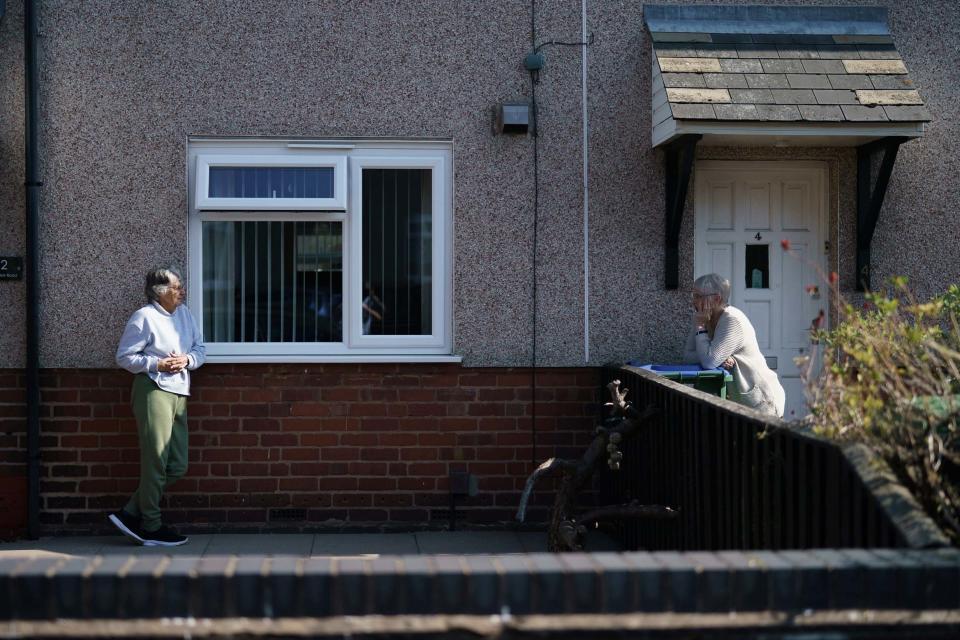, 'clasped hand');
158,352,189,373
